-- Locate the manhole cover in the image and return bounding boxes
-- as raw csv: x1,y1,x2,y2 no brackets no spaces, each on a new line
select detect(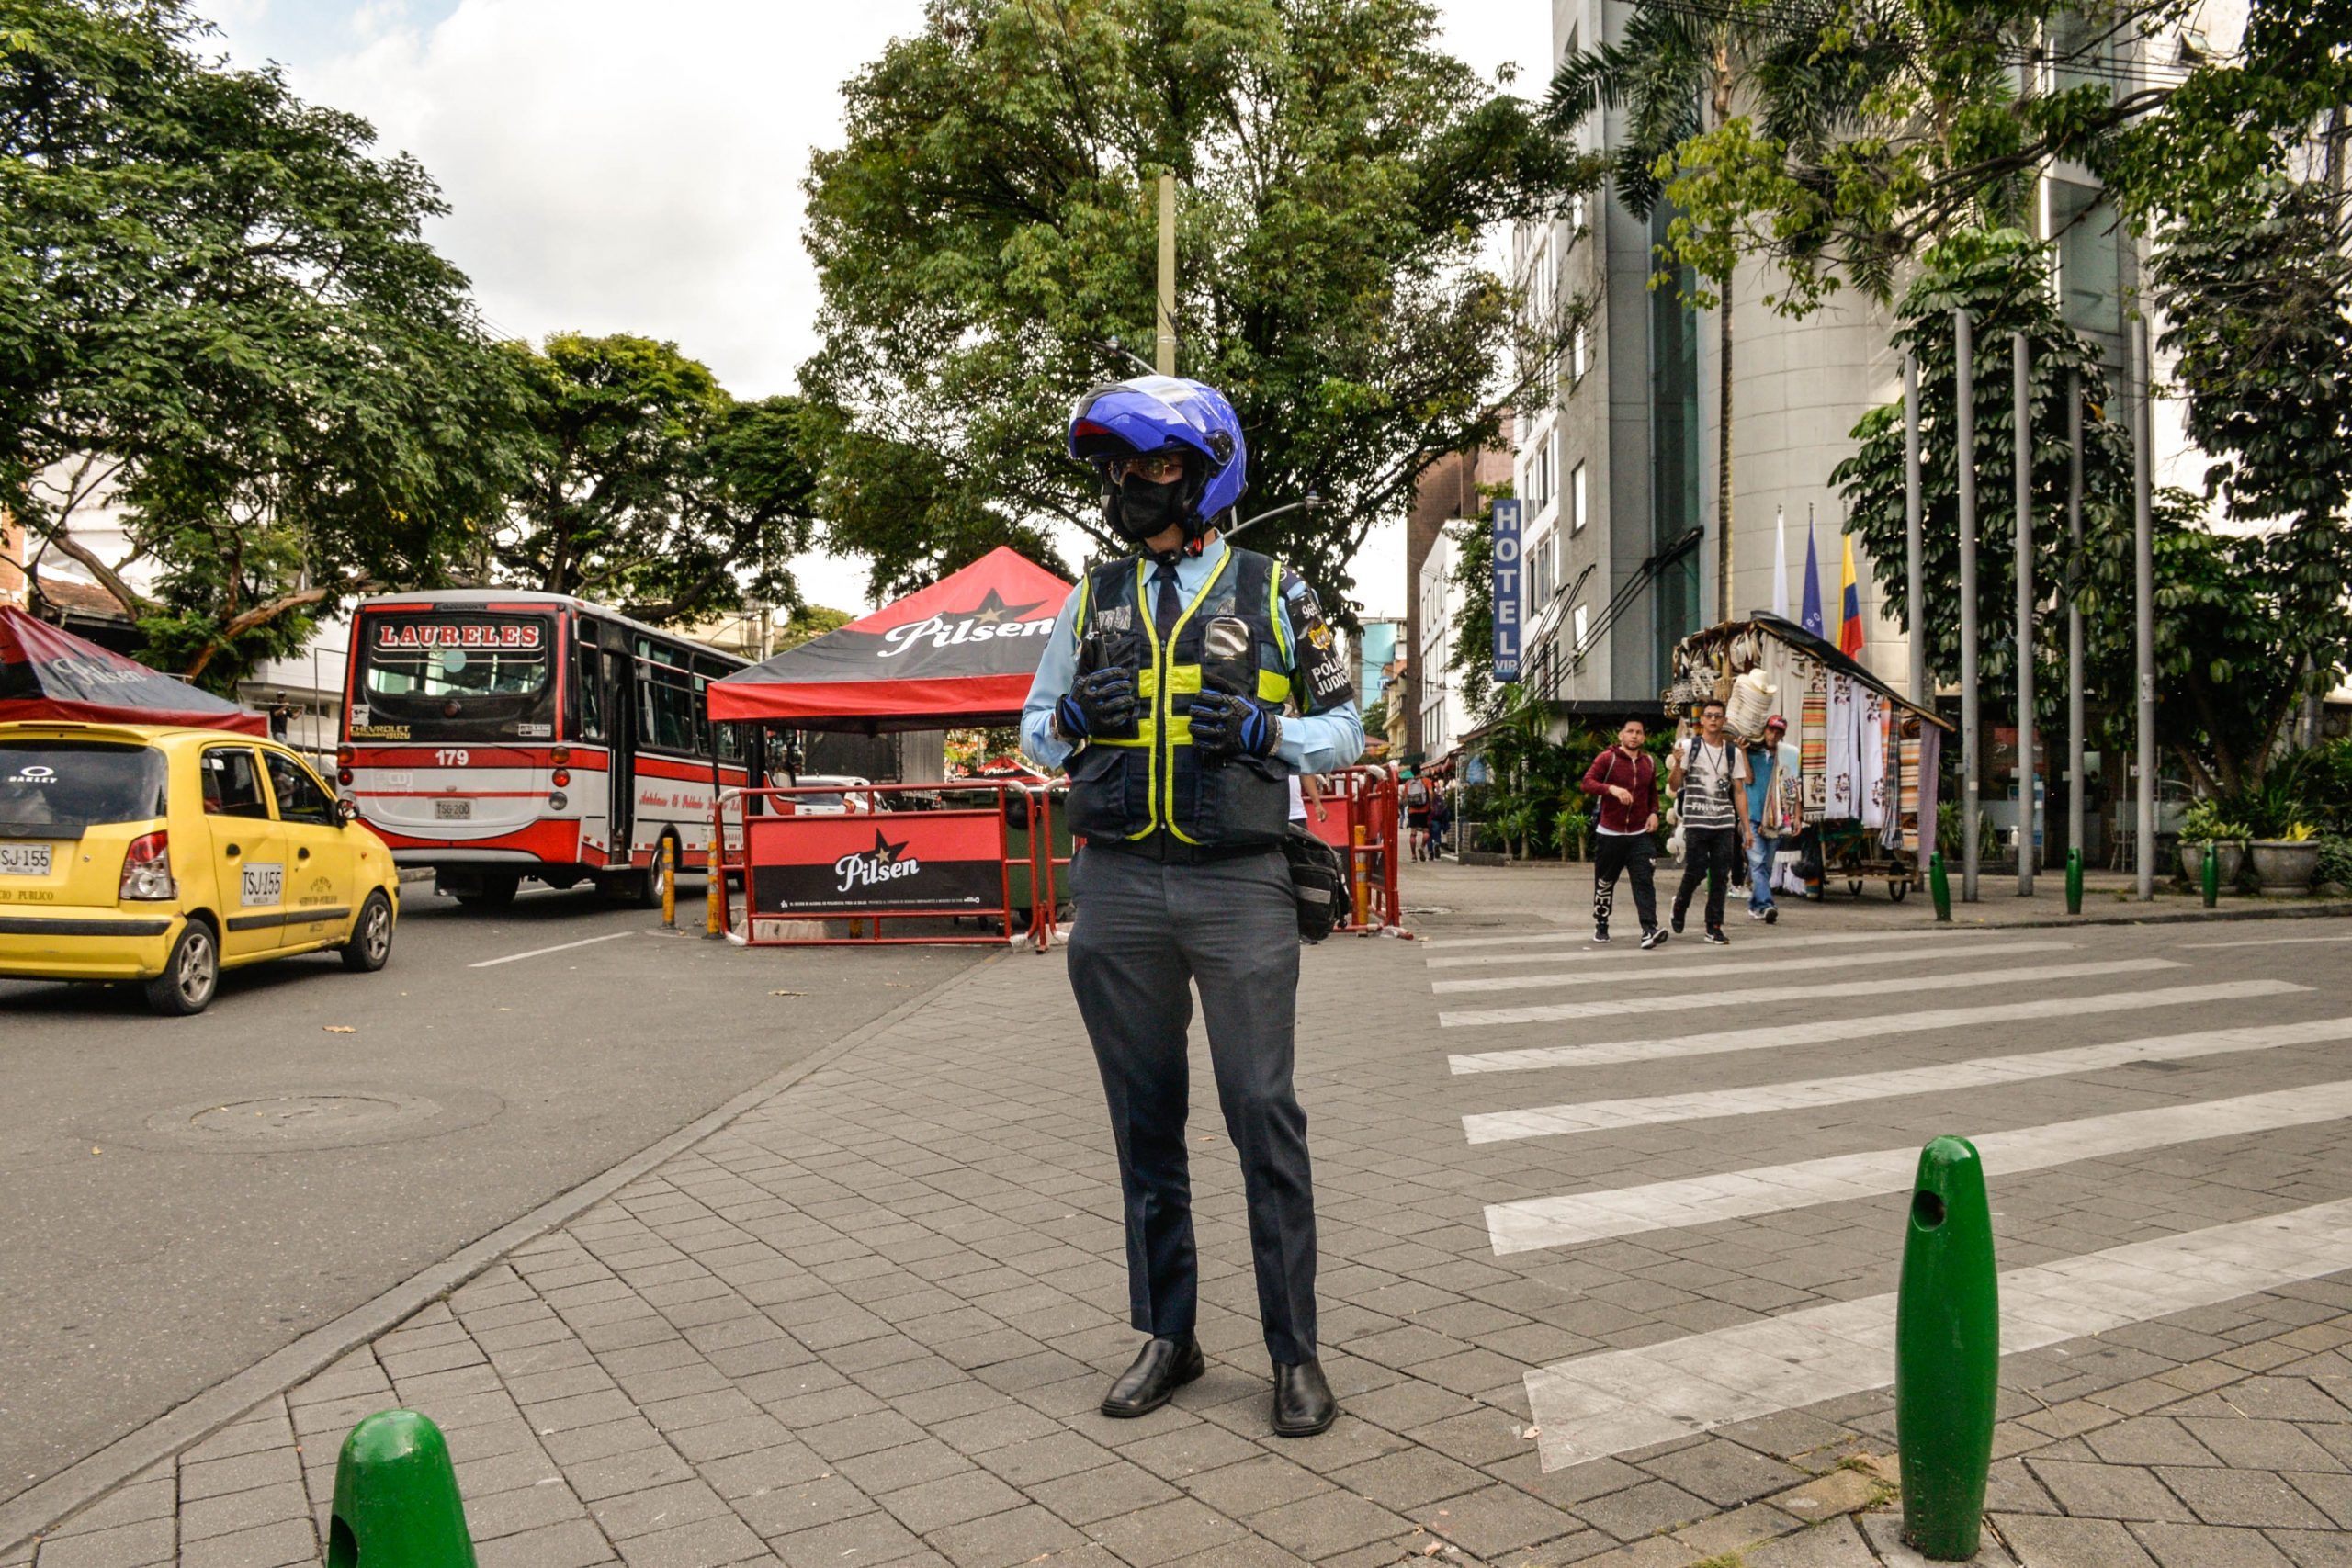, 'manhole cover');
177,1094,431,1141
108,1087,503,1152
